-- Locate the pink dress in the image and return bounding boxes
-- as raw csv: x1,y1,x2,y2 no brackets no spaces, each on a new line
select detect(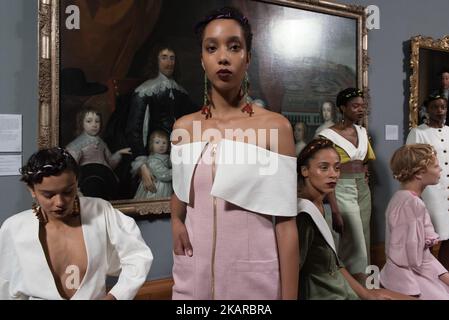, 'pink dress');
380,190,449,299
171,140,297,300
